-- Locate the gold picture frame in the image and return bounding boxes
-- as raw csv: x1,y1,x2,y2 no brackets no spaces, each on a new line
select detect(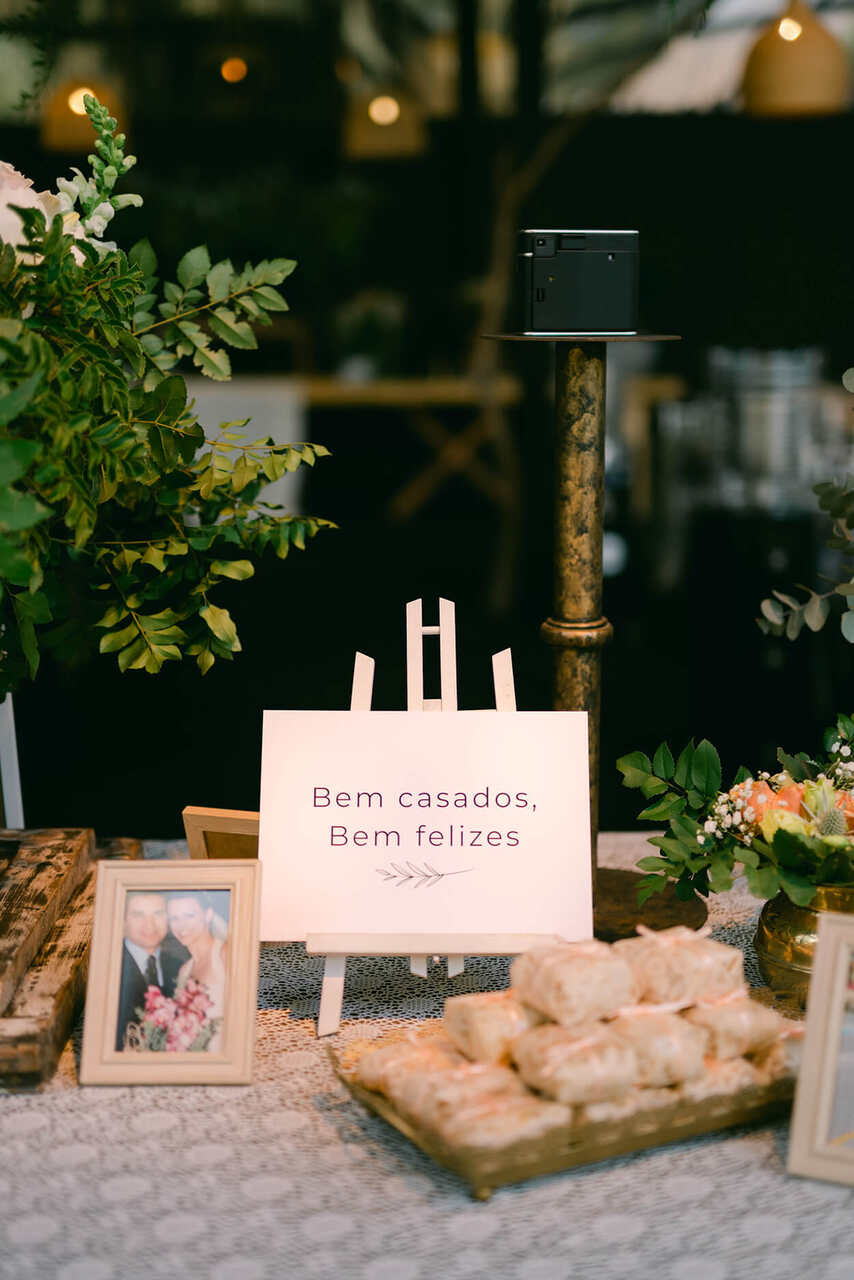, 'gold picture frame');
182,806,259,860
80,859,261,1085
788,910,854,1186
